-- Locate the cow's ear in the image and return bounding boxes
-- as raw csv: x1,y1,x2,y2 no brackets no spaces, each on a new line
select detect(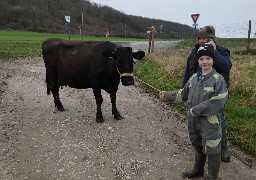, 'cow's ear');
102,49,115,59
132,50,145,60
